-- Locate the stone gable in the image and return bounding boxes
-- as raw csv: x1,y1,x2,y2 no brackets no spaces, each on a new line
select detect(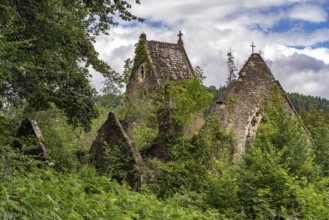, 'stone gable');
89,112,149,185
212,53,301,161
146,40,194,84
126,32,194,95
13,118,48,156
